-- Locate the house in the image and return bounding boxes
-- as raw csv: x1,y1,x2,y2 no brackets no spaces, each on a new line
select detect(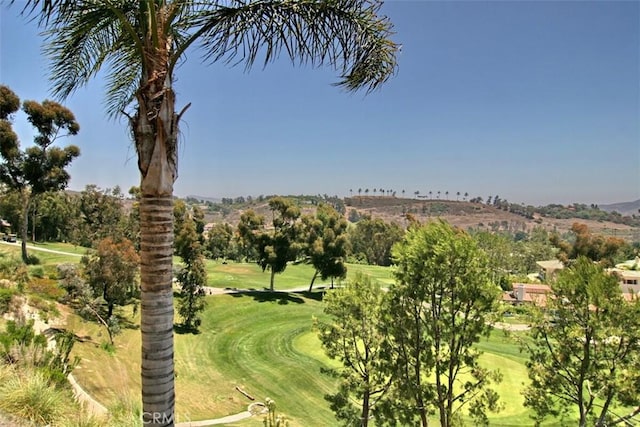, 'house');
610,258,640,296
503,283,552,306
